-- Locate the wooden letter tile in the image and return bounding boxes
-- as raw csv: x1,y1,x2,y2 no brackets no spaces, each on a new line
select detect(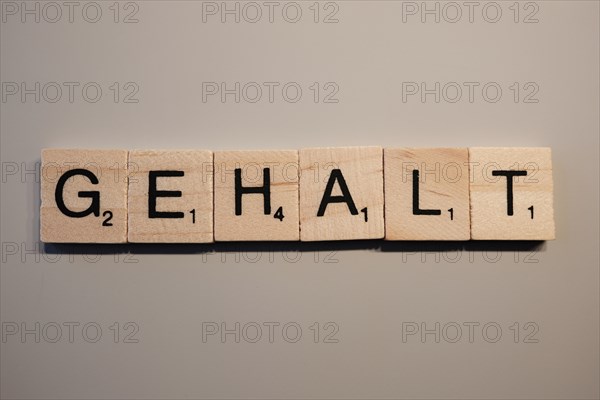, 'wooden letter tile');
214,150,299,241
127,150,213,243
469,147,555,240
384,148,470,240
299,146,384,241
40,149,128,243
